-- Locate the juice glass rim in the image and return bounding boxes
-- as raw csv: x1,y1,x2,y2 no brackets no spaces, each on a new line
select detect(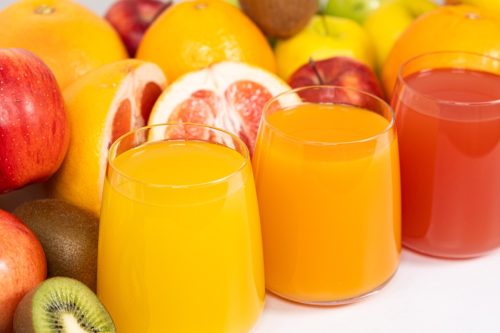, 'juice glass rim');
261,85,395,146
397,50,500,107
107,122,250,189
